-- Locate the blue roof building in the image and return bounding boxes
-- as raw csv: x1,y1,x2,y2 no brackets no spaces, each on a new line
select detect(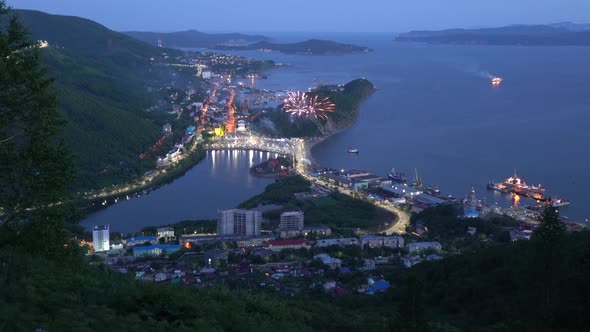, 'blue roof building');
133,244,180,258
367,279,390,294
464,209,480,218
126,236,158,247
